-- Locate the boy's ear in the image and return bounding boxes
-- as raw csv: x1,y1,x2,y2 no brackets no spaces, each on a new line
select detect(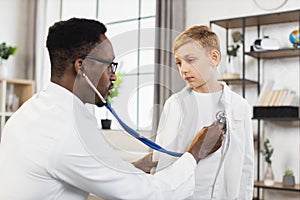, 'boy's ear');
210,50,221,67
